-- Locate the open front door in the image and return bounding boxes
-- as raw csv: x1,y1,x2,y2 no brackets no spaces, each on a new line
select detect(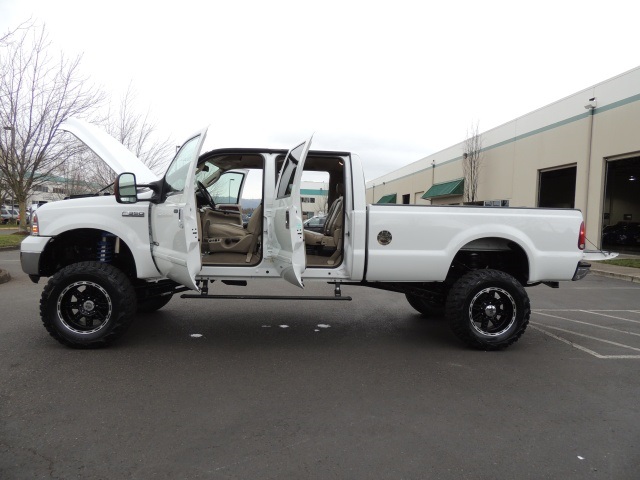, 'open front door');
271,136,313,287
151,129,207,291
